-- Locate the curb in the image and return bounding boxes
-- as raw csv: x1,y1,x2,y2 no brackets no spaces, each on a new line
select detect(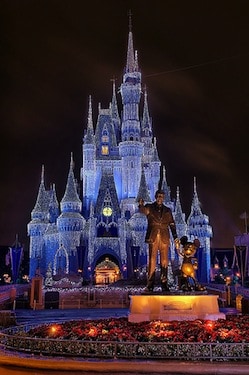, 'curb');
1,353,249,374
